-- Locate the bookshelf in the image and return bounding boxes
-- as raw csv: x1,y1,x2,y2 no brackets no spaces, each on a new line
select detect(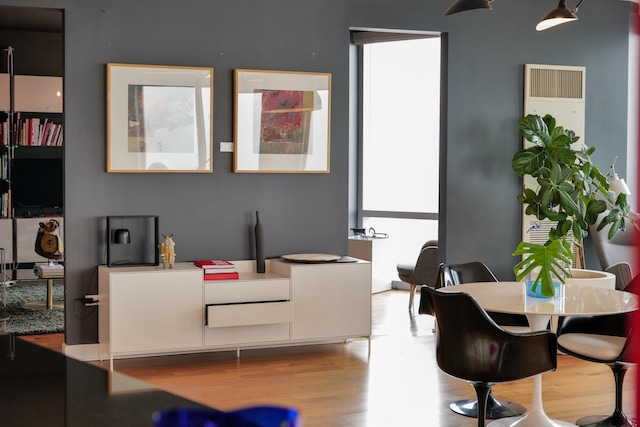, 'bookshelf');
0,47,64,220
